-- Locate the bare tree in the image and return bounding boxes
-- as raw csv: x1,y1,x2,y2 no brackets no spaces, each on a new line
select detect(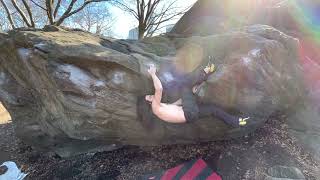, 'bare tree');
112,0,189,39
0,0,112,29
0,0,16,29
47,0,113,26
0,9,10,30
67,3,115,36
